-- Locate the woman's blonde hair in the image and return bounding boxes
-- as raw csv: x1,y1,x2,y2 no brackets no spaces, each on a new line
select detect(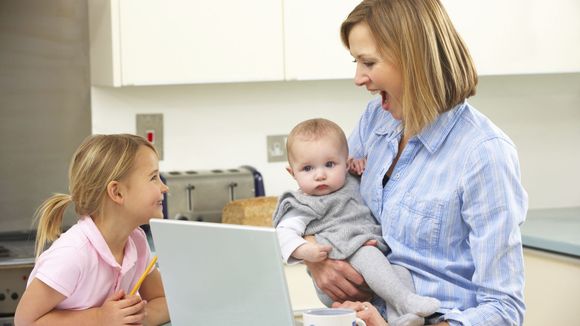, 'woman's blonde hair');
286,118,348,164
34,134,156,257
341,0,478,136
